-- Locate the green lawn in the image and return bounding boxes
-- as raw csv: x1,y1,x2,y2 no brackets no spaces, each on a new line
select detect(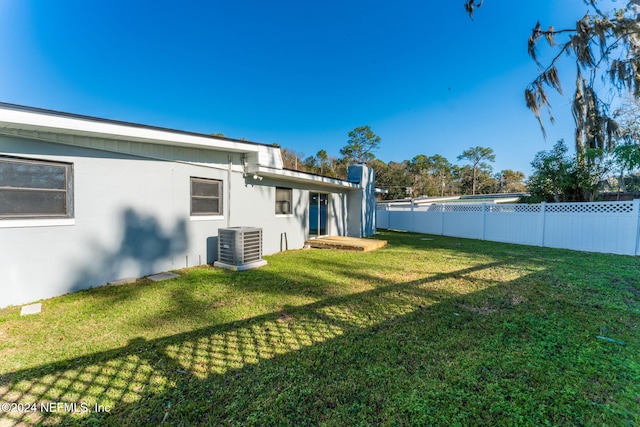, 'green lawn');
0,231,638,426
